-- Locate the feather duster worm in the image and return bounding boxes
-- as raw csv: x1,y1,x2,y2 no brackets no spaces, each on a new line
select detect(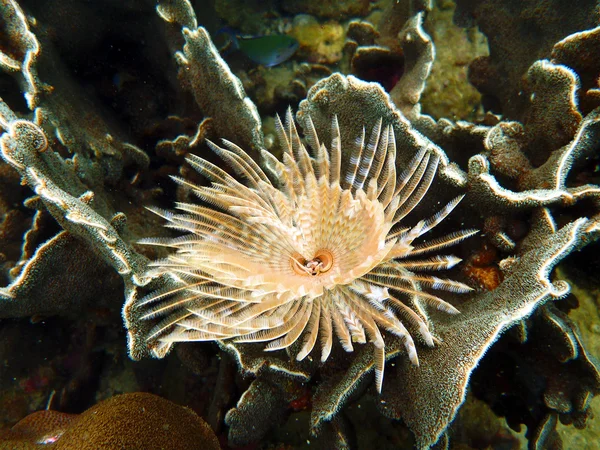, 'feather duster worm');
140,110,476,391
